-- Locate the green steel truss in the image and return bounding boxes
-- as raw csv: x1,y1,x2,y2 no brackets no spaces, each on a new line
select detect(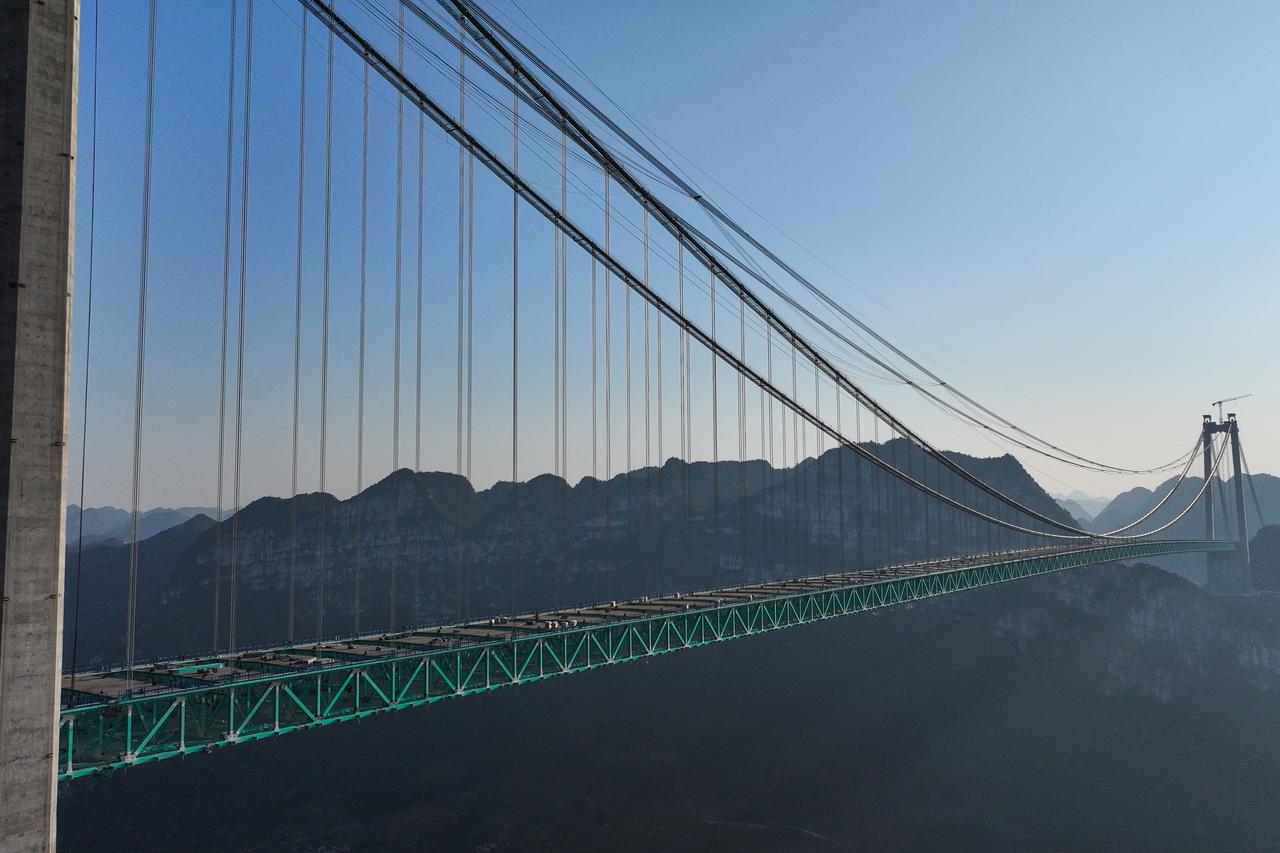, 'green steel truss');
58,540,1232,780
